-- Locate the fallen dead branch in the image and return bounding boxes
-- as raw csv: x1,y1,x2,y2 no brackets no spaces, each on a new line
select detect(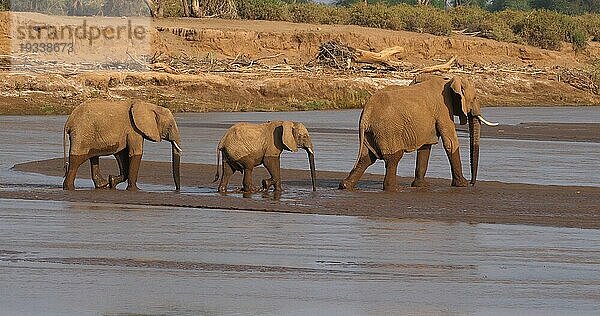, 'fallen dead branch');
413,56,456,74
314,40,409,70
353,46,406,68
452,29,482,37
